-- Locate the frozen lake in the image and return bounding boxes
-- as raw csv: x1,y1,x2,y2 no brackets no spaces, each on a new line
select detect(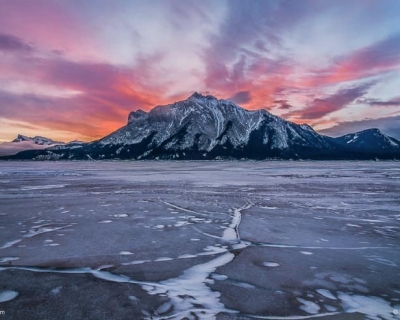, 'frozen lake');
0,161,400,319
